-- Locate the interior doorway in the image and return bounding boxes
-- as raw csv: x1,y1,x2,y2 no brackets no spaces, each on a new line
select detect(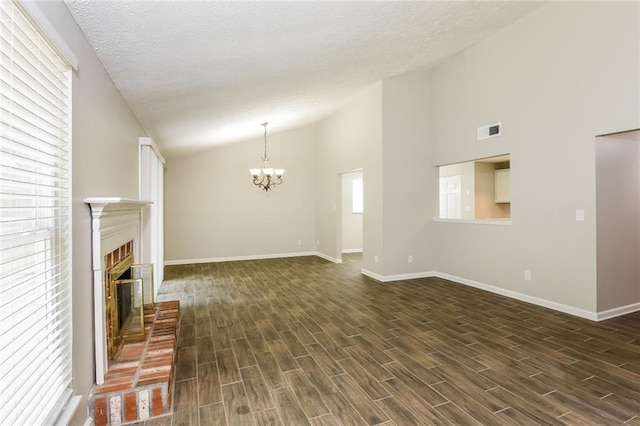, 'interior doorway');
339,170,363,262
595,129,640,313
